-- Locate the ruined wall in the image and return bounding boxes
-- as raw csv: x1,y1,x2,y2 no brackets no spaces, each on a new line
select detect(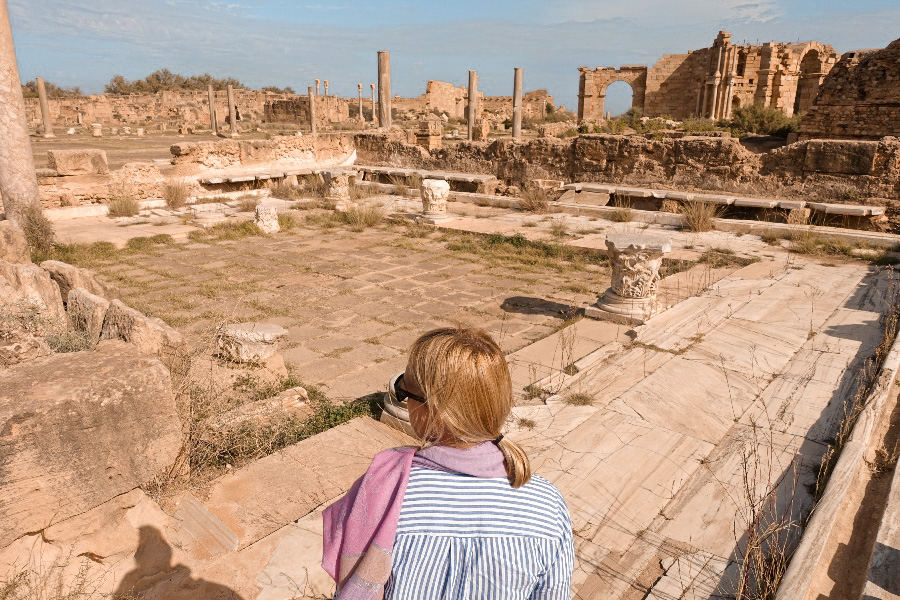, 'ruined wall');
263,96,350,127
579,31,840,122
354,132,900,207
23,90,304,129
170,133,356,175
799,39,900,141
